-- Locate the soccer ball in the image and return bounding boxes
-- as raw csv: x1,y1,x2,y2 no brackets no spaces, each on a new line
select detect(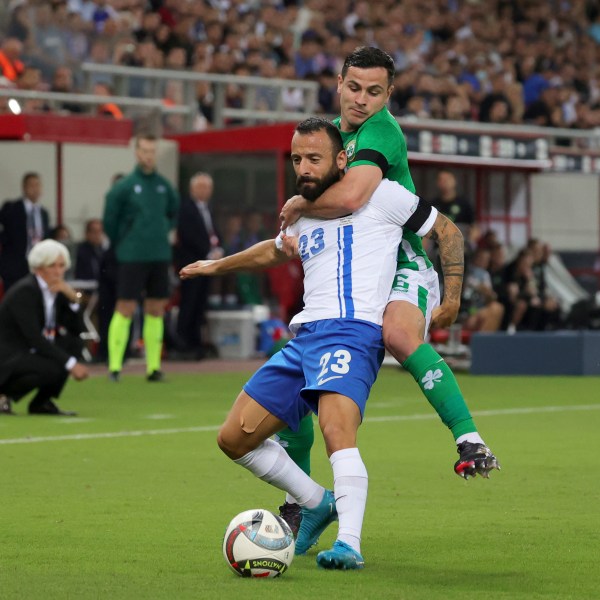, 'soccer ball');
222,509,295,578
